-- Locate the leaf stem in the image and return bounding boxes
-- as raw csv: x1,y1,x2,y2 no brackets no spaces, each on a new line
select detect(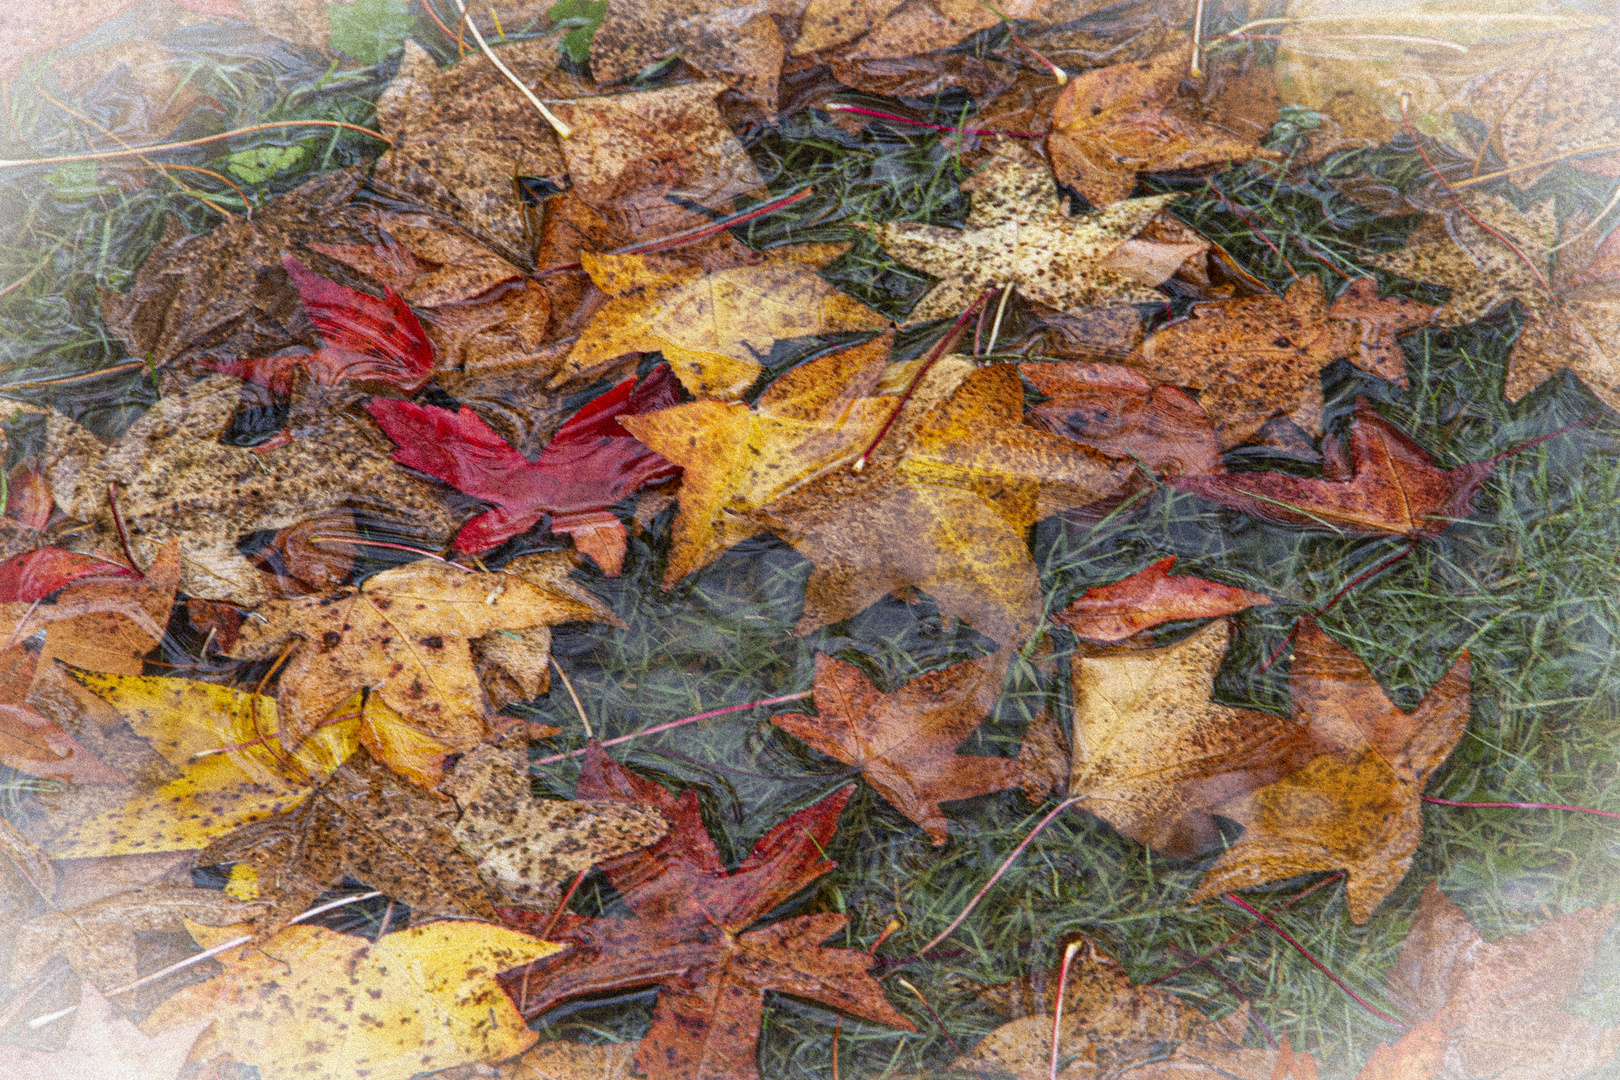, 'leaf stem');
530,691,814,766
0,121,391,170
448,0,571,138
